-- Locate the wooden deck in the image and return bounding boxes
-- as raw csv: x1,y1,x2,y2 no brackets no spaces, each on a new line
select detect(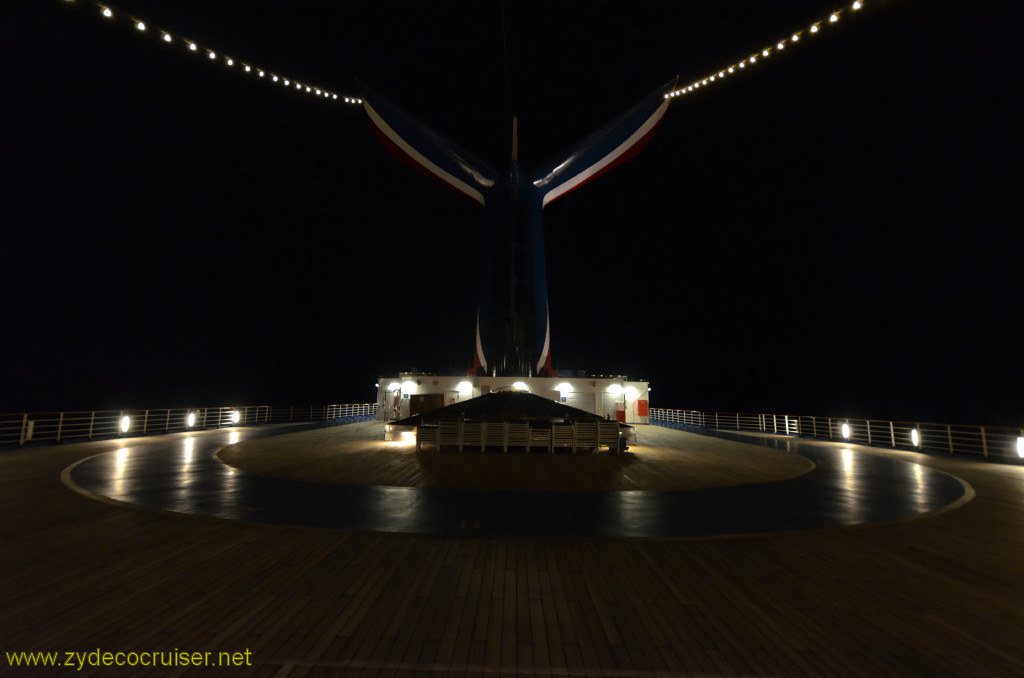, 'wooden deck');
218,422,814,491
2,425,1024,676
